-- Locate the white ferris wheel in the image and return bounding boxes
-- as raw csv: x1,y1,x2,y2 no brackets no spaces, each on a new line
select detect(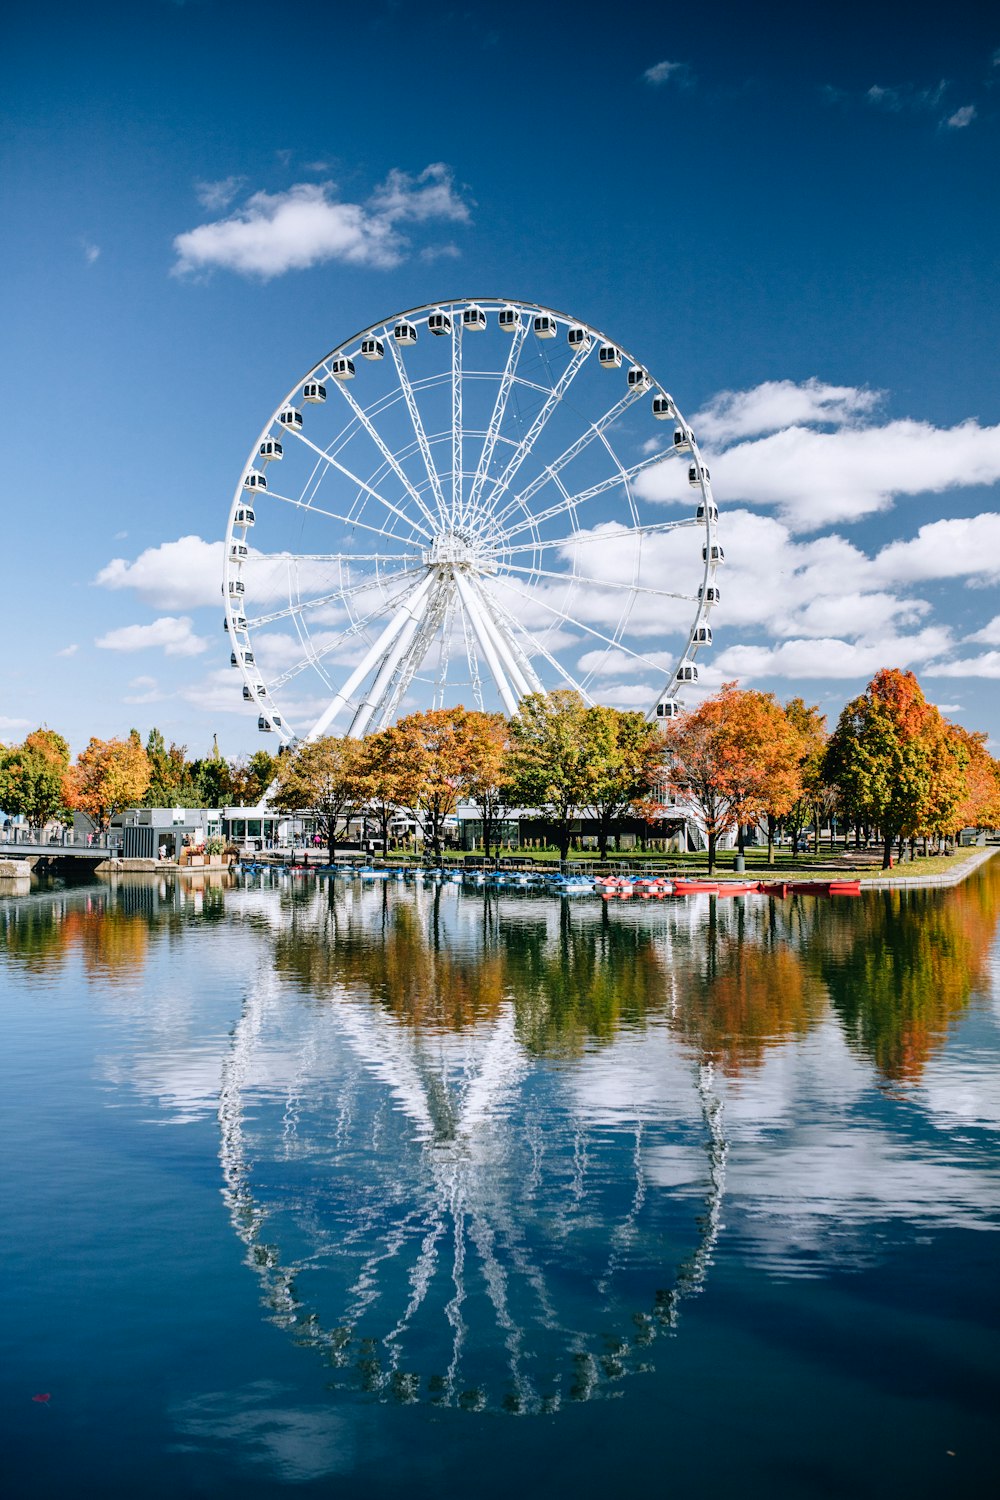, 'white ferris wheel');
223,299,722,742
